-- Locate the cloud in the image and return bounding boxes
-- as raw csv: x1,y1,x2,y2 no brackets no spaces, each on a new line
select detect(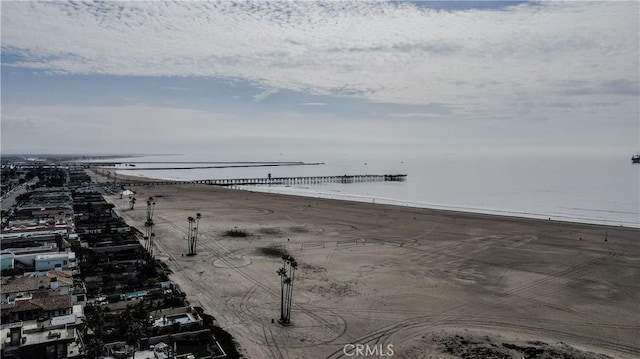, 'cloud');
253,88,279,102
558,79,640,97
389,113,443,119
1,1,637,110
1,2,638,157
